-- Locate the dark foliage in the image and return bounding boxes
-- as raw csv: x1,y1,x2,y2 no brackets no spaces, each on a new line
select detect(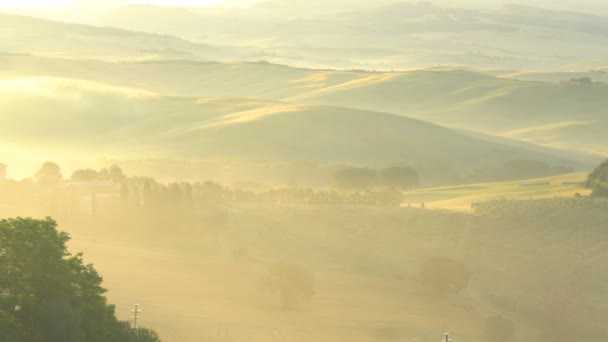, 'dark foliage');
0,217,160,342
